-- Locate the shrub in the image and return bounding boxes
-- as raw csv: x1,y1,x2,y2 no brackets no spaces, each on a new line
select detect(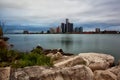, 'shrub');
0,48,53,68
